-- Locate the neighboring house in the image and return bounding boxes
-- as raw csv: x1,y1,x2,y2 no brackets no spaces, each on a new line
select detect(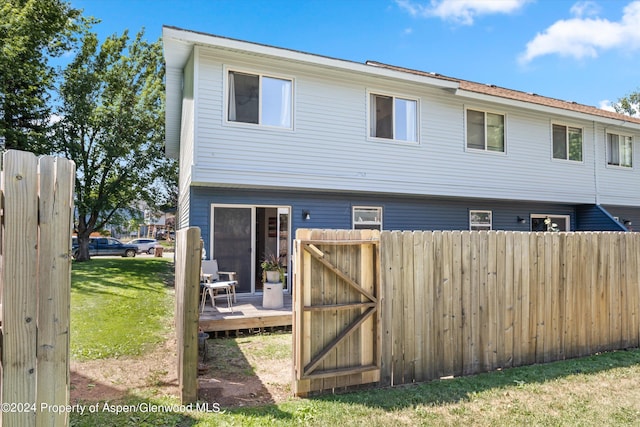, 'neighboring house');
163,26,640,295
